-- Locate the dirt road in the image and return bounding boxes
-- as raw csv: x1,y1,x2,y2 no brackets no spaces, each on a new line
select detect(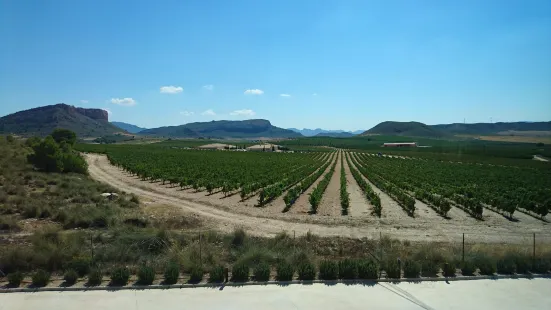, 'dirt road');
84,154,551,244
